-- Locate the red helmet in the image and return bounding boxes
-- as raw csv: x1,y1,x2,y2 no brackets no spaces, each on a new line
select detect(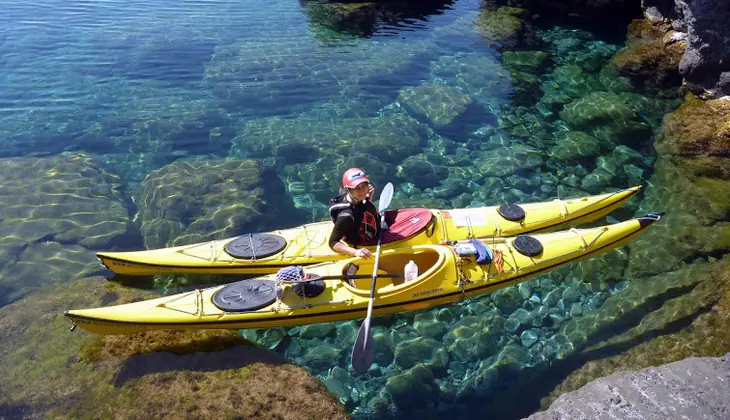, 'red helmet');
342,168,370,189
